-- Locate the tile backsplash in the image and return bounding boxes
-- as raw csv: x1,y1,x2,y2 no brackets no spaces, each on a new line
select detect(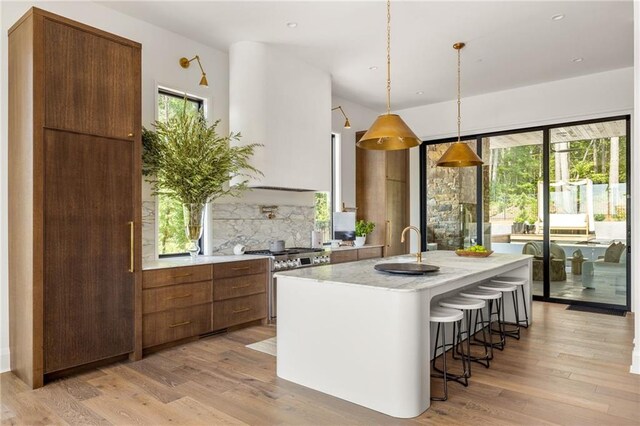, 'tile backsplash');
141,202,315,261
